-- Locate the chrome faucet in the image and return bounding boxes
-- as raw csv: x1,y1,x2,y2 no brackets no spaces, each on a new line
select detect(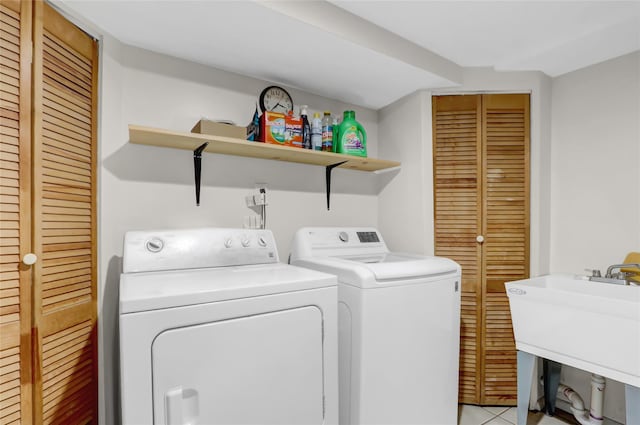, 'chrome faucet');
588,263,640,285
606,263,640,279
